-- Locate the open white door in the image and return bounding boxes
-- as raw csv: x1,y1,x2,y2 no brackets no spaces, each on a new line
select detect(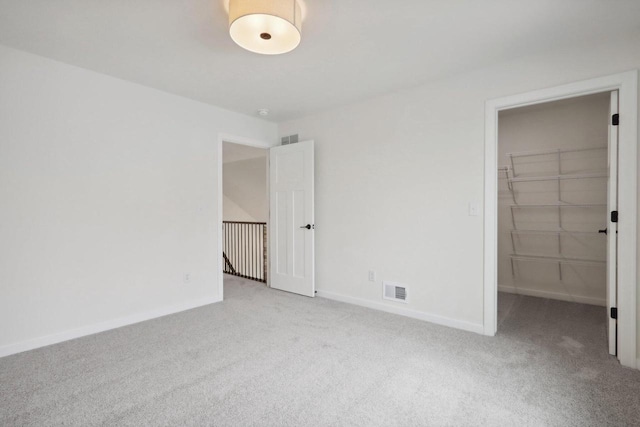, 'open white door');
606,90,619,356
269,140,315,297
